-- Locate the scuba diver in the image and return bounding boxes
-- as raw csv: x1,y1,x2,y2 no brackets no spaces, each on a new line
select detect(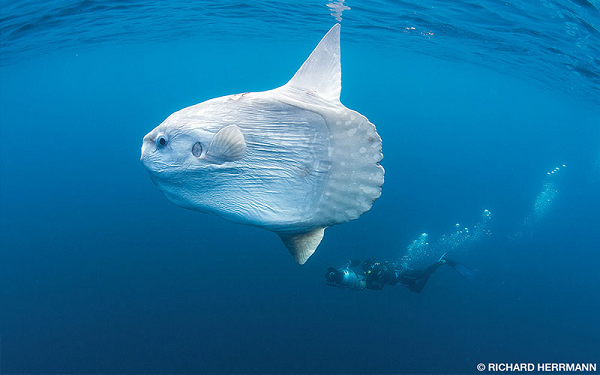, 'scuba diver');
325,253,476,293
